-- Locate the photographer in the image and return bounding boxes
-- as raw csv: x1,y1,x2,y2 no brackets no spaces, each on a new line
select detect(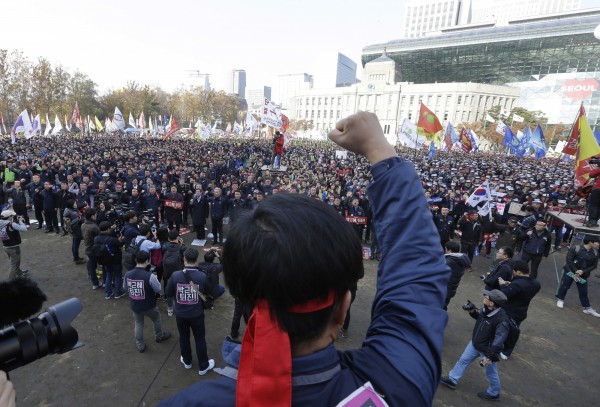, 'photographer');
440,290,510,401
1,209,29,279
